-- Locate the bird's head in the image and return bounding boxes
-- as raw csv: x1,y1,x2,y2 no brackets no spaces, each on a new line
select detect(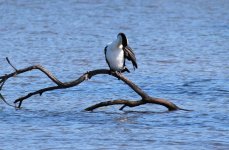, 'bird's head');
117,32,128,47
